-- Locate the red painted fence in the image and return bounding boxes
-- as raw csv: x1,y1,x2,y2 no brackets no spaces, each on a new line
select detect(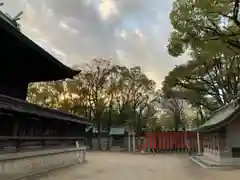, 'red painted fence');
136,132,199,152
